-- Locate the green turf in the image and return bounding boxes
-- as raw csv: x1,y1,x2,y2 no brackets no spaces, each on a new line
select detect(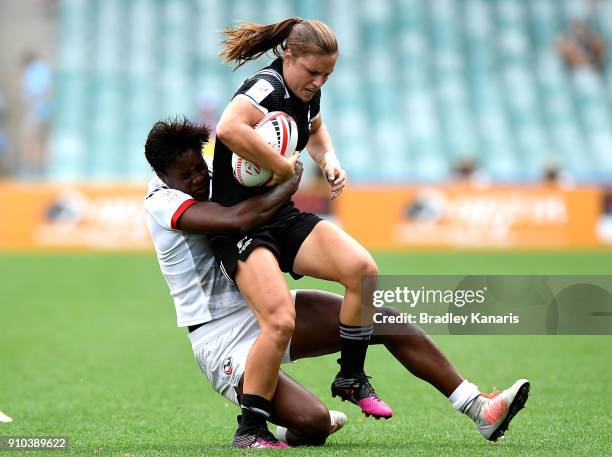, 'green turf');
0,252,610,456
